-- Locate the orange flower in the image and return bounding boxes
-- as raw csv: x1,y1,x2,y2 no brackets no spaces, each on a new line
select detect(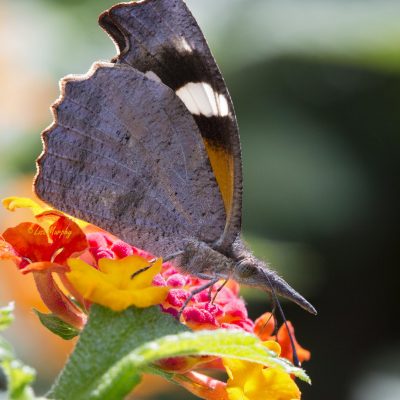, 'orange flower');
277,322,310,365
1,199,88,328
254,312,311,365
254,312,275,341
